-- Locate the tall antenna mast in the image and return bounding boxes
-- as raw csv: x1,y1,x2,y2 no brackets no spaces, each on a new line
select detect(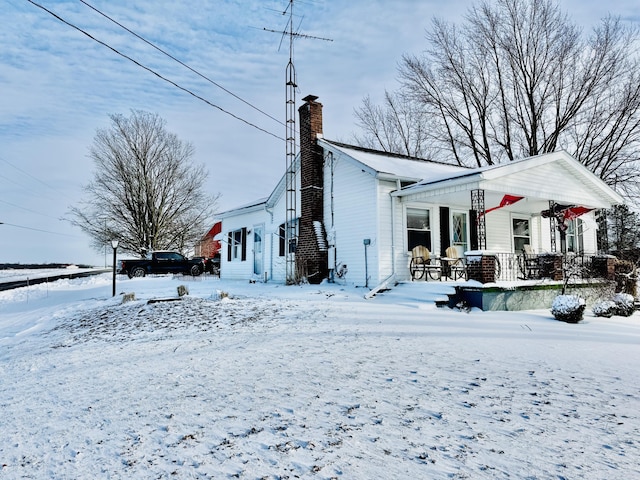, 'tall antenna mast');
264,0,332,284
284,0,297,284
